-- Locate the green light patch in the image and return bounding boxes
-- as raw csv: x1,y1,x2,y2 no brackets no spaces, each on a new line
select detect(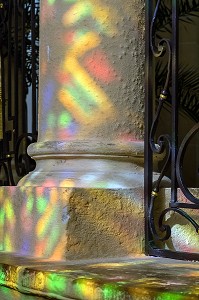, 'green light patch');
36,196,48,214
27,195,34,213
102,283,125,300
58,112,72,128
46,273,68,293
47,0,56,5
0,209,5,225
158,292,184,300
